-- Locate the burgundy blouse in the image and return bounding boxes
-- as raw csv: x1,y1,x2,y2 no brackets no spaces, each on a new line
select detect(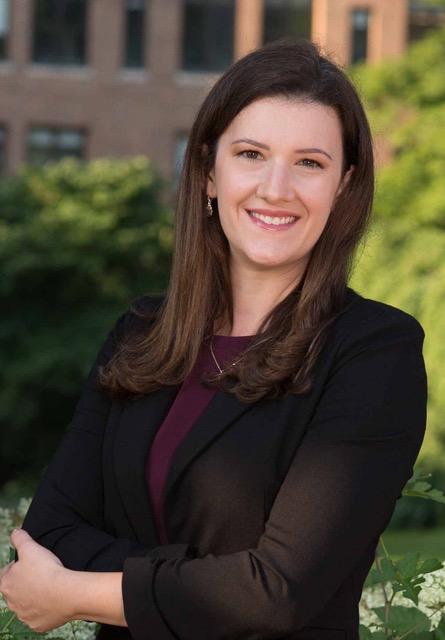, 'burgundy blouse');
145,333,253,544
